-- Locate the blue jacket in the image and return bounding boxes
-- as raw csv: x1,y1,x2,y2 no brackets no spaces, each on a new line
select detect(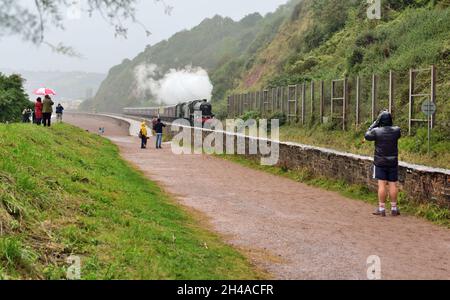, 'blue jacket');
56,105,64,114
